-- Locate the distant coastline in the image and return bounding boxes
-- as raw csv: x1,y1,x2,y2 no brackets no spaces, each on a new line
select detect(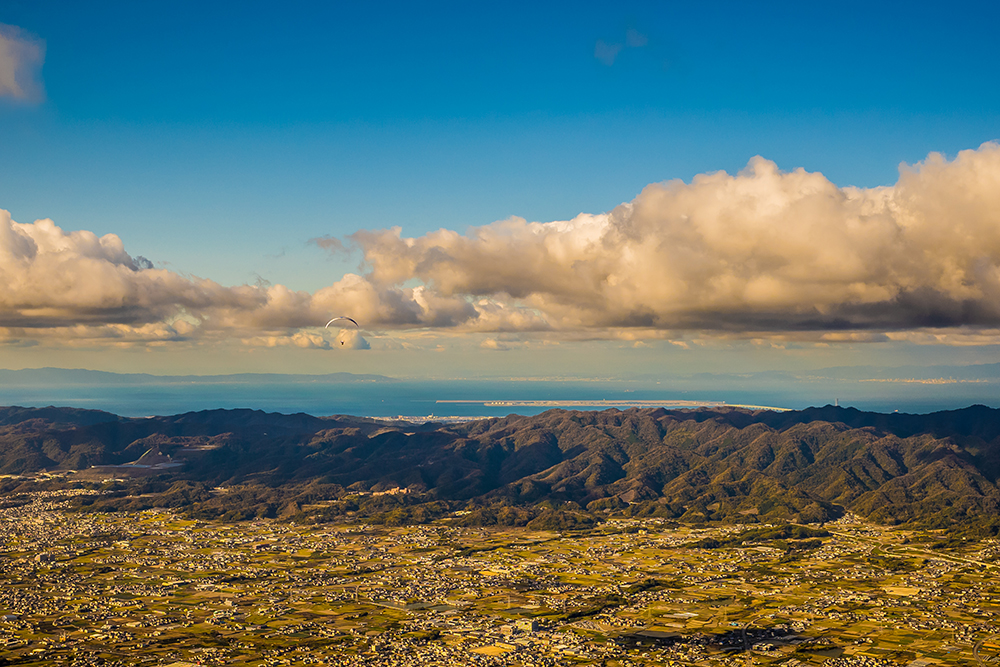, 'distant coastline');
438,398,791,411
0,366,998,418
